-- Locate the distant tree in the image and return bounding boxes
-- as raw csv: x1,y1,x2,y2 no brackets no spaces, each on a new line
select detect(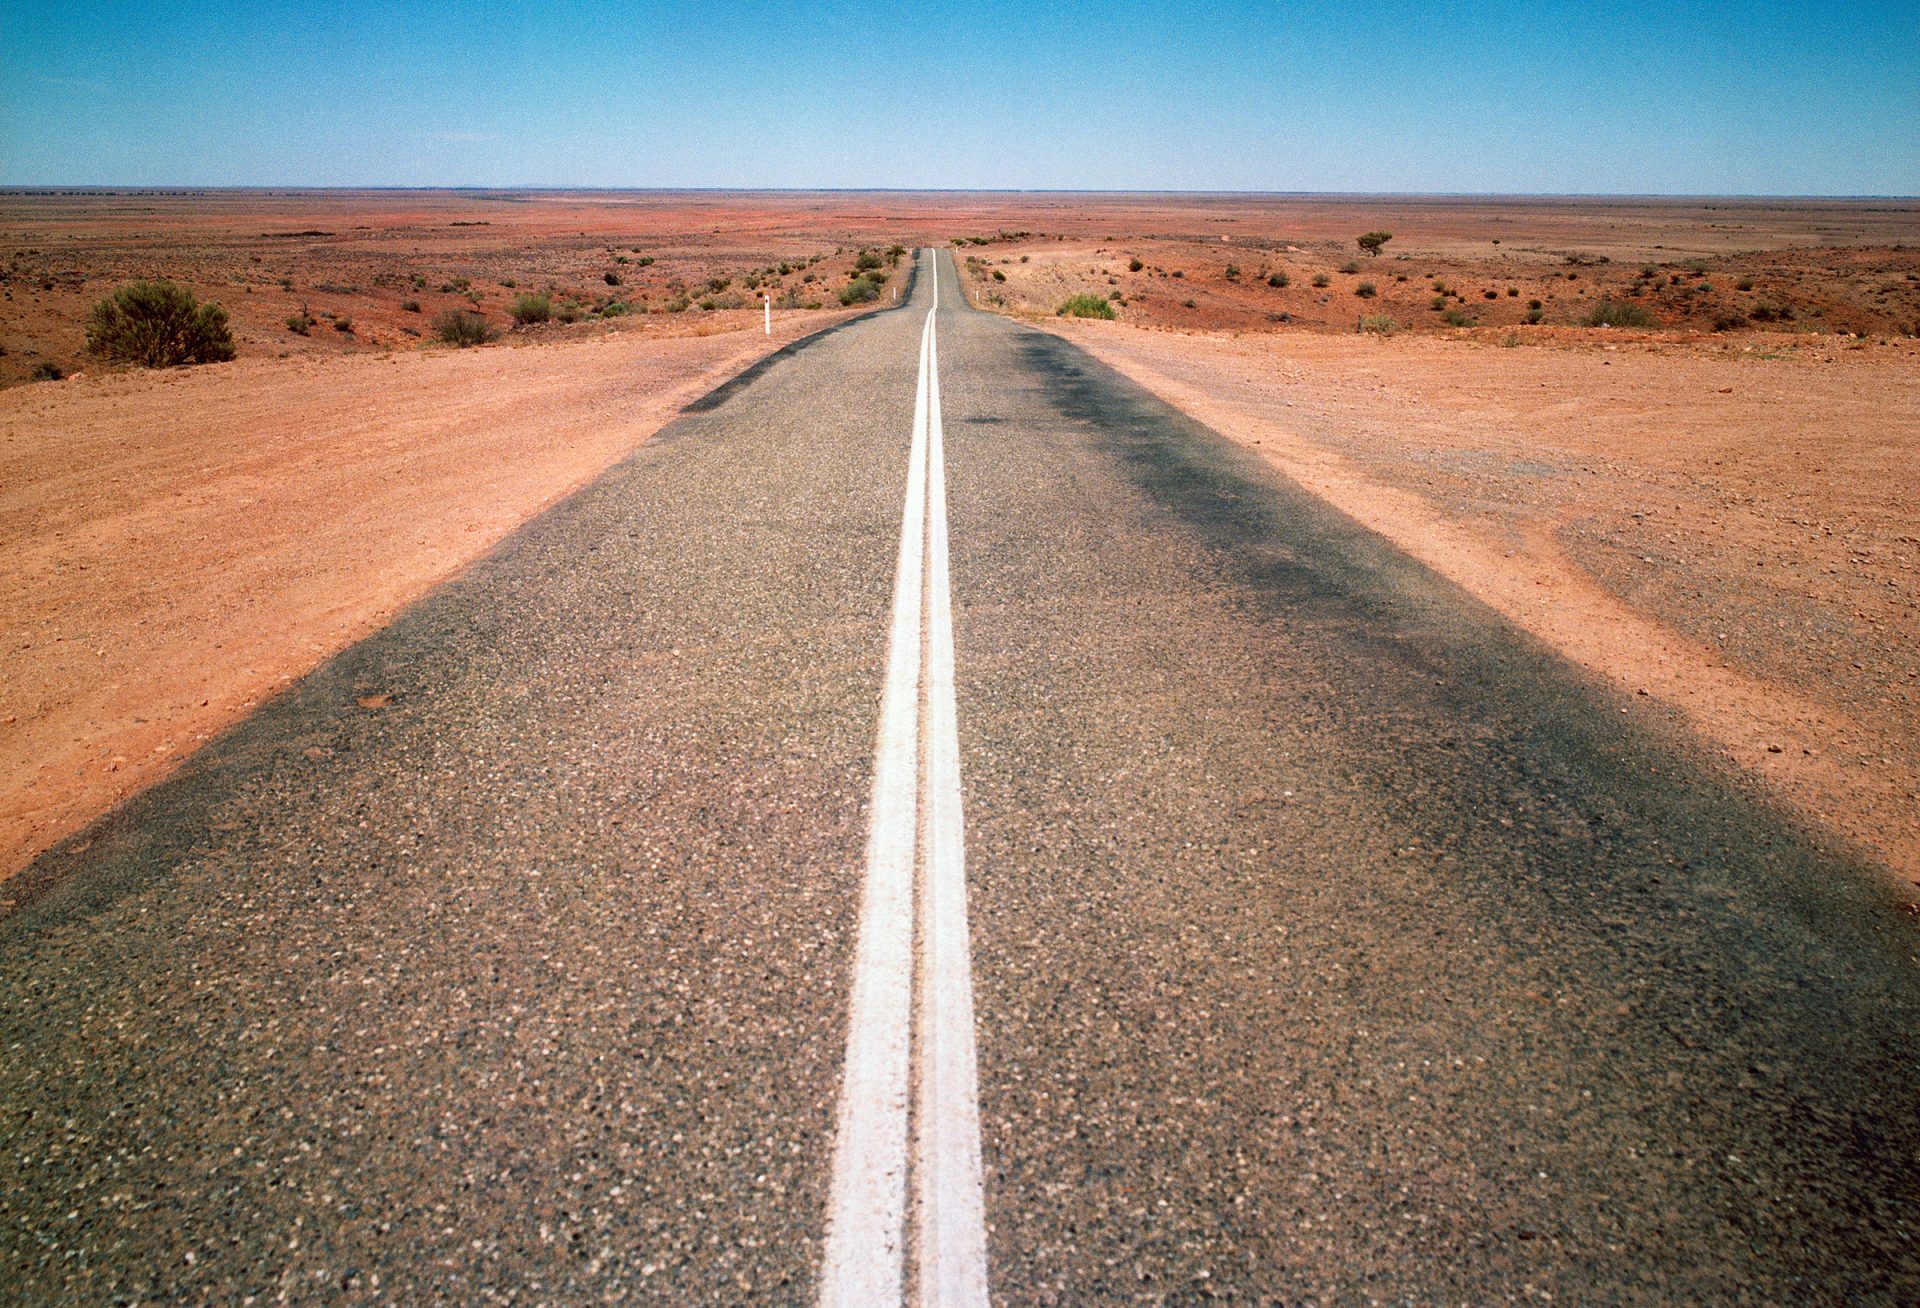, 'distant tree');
86,280,235,366
1357,230,1393,257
